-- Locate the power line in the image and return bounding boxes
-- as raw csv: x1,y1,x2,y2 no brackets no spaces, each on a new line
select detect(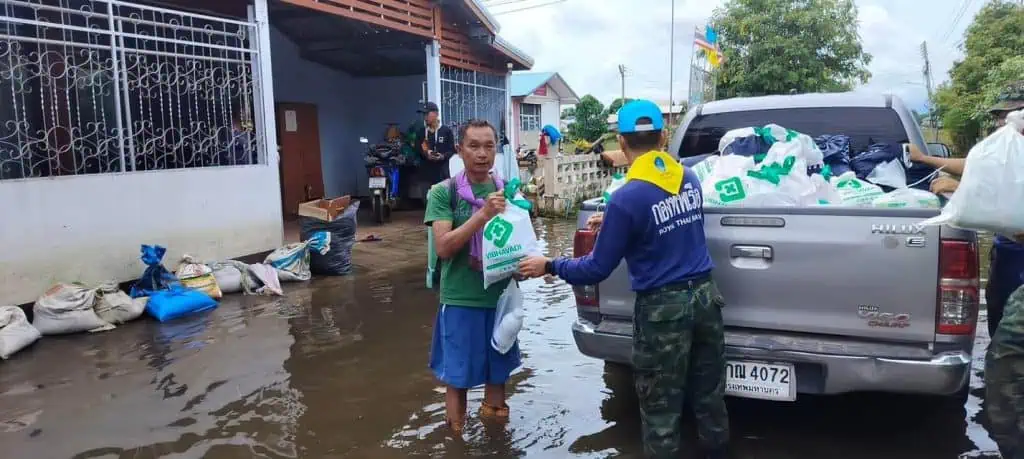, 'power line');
489,0,569,14
482,0,530,8
939,0,976,44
